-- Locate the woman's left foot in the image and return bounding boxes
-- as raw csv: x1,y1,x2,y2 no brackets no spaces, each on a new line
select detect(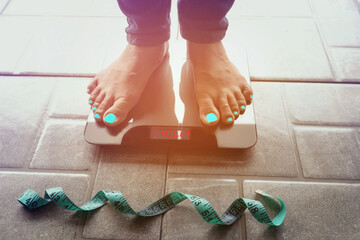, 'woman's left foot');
187,41,253,126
